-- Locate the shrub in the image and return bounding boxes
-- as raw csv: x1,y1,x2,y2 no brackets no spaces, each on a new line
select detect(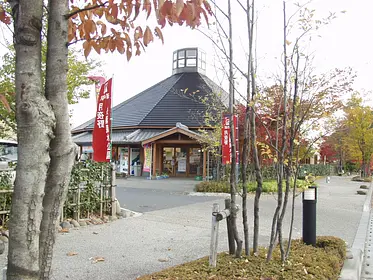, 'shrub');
298,164,334,179
352,176,372,182
138,236,346,280
64,161,112,218
195,179,308,193
194,181,230,193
